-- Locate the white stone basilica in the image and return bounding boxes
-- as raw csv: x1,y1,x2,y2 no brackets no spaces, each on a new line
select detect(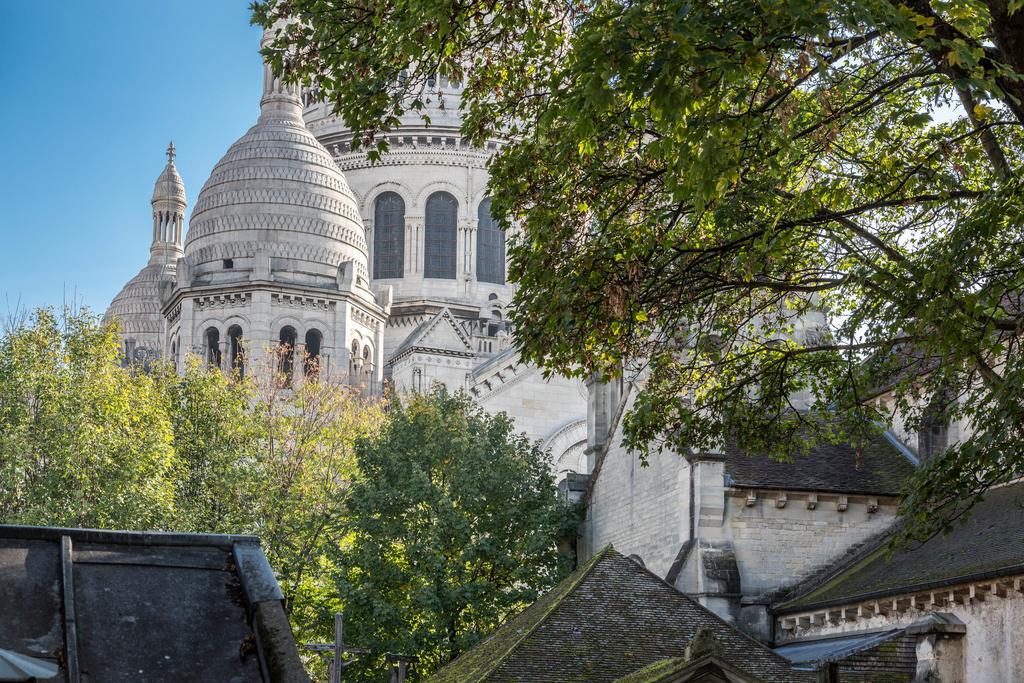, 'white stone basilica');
105,30,588,472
